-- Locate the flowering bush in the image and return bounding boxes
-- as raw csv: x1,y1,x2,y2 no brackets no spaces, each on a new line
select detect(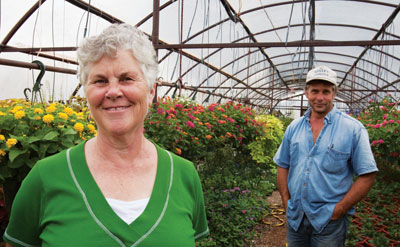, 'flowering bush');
356,95,400,168
145,97,263,162
0,98,97,182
